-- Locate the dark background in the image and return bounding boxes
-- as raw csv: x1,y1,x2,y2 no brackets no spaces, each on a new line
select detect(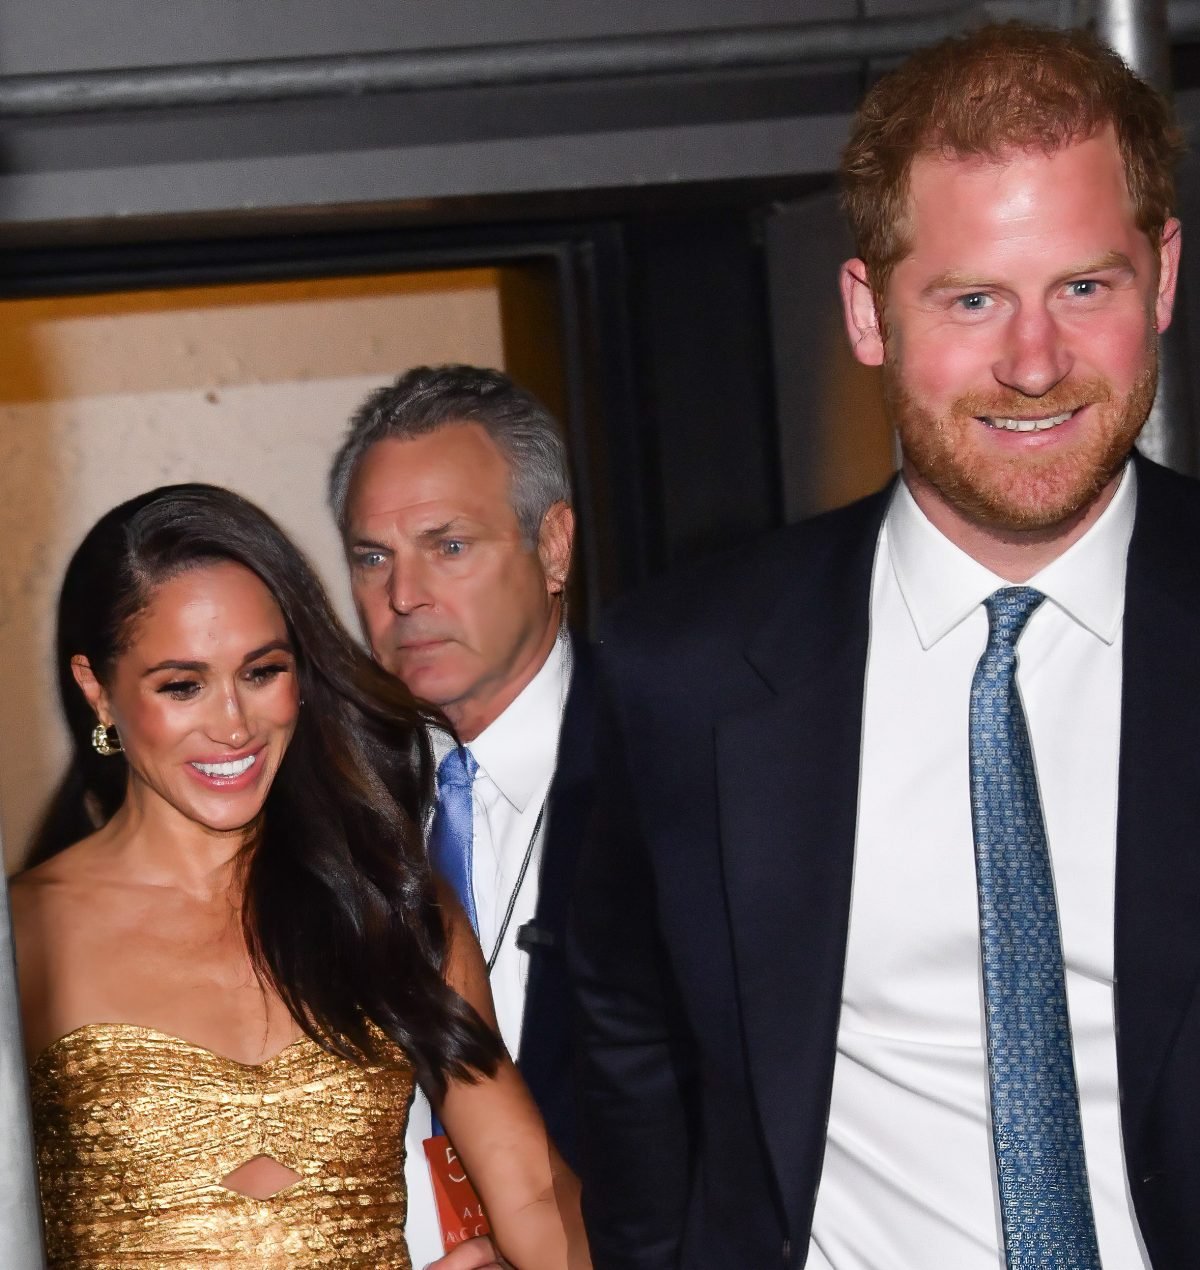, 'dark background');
2,0,1198,619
